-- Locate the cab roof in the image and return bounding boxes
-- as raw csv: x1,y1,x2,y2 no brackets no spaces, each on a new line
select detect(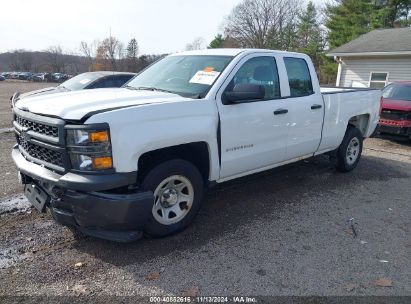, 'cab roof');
172,48,302,57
